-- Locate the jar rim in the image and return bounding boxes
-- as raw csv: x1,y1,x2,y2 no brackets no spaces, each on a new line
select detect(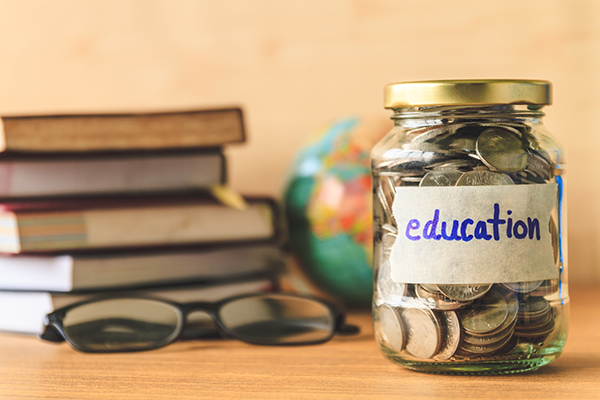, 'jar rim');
384,80,551,109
